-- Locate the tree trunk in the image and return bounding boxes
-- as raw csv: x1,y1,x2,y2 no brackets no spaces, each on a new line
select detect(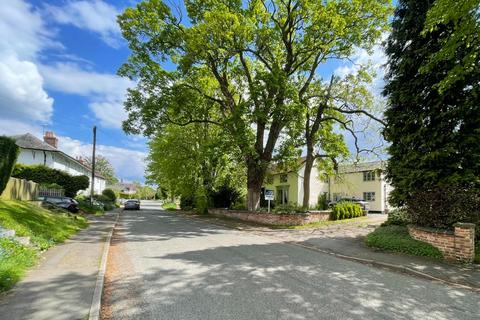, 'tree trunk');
302,146,315,208
246,158,266,212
